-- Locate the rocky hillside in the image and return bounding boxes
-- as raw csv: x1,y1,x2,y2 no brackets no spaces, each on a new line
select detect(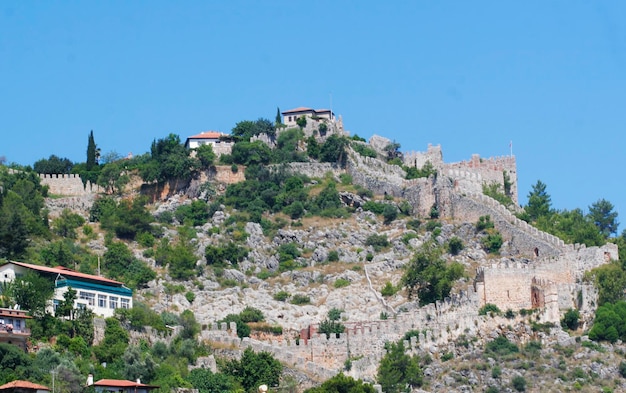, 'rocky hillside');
44,146,623,393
